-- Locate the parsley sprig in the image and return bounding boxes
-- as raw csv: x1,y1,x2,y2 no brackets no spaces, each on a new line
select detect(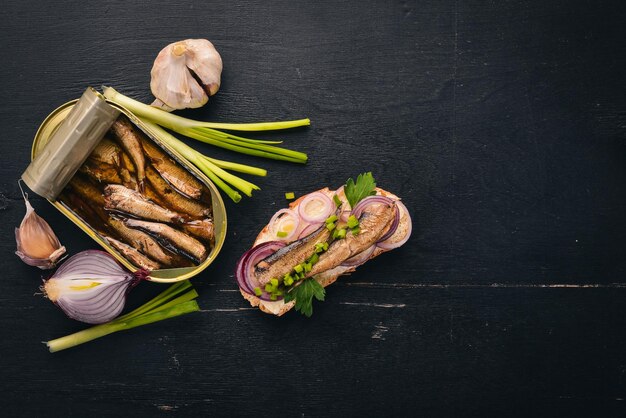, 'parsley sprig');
283,278,325,317
344,172,376,208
